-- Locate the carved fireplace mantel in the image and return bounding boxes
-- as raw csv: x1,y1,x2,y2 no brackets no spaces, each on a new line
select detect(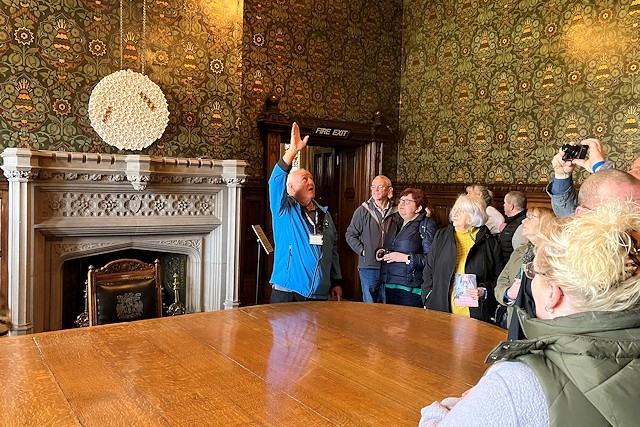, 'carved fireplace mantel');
1,148,247,334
